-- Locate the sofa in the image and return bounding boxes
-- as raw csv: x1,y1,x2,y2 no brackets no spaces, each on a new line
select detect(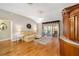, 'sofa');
21,31,37,42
